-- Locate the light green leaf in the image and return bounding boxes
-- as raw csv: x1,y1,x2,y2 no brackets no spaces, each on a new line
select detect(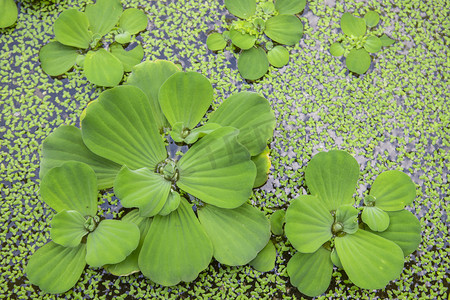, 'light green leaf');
335,205,359,234
252,147,271,188
54,9,93,49
39,42,78,76
335,229,404,289
206,33,227,51
39,125,121,190
361,206,390,232
40,161,98,216
183,123,222,144
159,71,213,129
369,170,416,211
177,127,256,209
85,0,122,36
264,15,303,45
82,85,167,170
198,203,270,266
158,190,181,216
208,92,276,156
230,29,257,50
380,34,395,46
115,31,131,44
139,199,213,286
238,47,269,80
110,43,144,72
249,240,276,272
285,196,333,253
261,2,275,14
84,49,124,86
114,166,171,217
364,11,380,27
275,0,306,15
0,0,18,28
364,36,382,53
287,247,333,297
330,42,345,57
270,210,285,235
346,48,371,74
50,210,88,248
305,150,360,211
340,12,366,37
86,219,140,268
26,242,86,294
330,247,343,268
368,210,421,256
119,8,148,34
267,45,290,68
225,0,256,19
